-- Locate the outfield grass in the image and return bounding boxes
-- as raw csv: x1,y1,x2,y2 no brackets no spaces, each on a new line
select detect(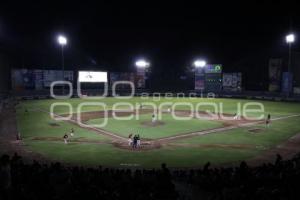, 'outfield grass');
16,109,111,142
86,113,224,139
19,97,300,116
175,116,300,148
15,97,300,167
